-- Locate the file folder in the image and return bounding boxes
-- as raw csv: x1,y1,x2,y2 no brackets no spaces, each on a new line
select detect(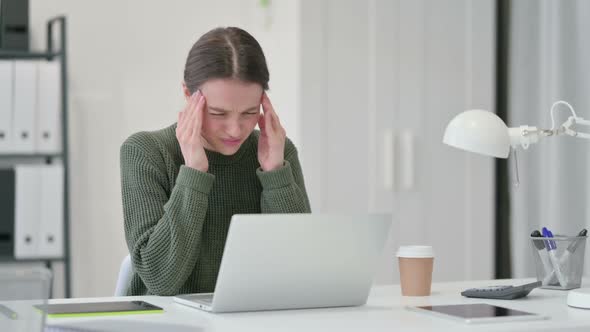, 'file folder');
12,60,37,153
38,164,64,258
0,168,15,257
0,61,14,153
14,165,42,258
36,61,61,154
